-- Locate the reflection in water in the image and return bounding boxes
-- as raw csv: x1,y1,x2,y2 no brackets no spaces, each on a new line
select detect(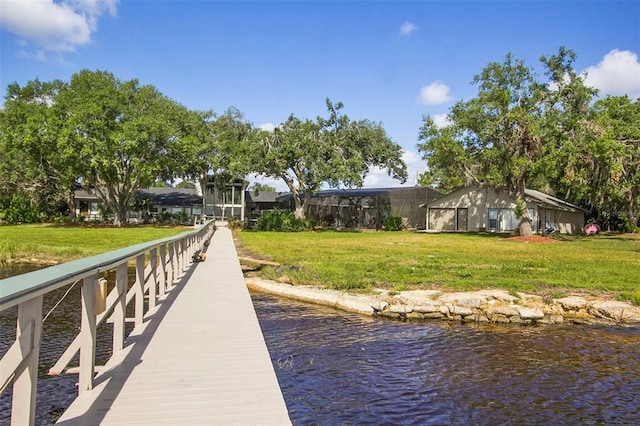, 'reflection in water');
252,292,640,425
